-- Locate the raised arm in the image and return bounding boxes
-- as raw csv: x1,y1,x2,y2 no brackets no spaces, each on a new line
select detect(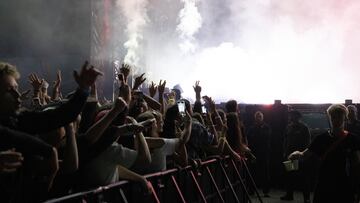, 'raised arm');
84,97,127,146
133,120,152,166
18,61,103,134
158,80,166,115
52,70,62,101
193,81,201,102
148,81,157,98
60,122,79,174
